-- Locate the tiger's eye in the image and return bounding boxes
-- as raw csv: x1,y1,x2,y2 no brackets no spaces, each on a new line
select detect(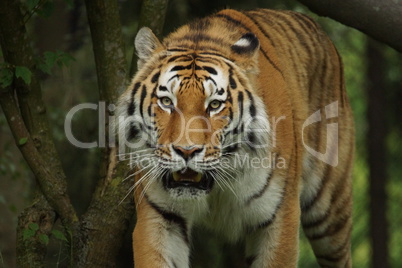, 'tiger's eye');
161,97,173,107
209,100,222,110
